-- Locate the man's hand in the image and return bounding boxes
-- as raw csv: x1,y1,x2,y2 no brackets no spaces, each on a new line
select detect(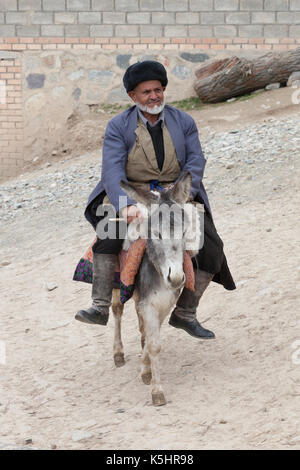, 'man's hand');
121,205,142,224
